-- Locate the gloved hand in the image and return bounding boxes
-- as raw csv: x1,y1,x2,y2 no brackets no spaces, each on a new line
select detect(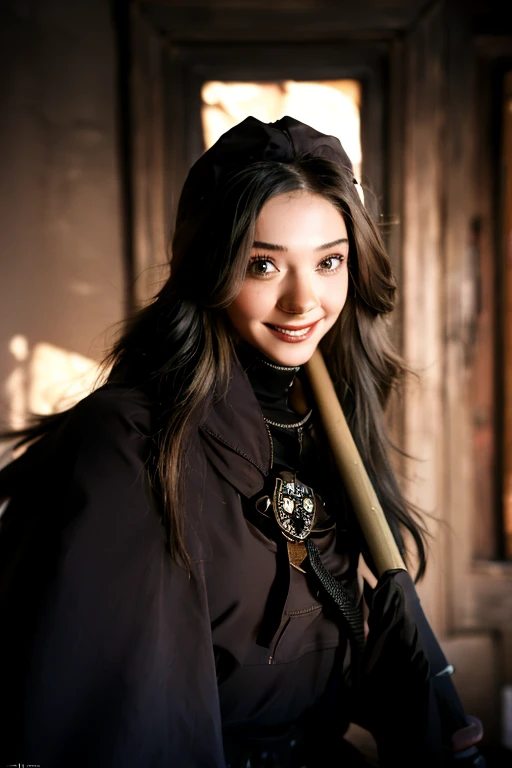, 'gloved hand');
355,569,485,767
